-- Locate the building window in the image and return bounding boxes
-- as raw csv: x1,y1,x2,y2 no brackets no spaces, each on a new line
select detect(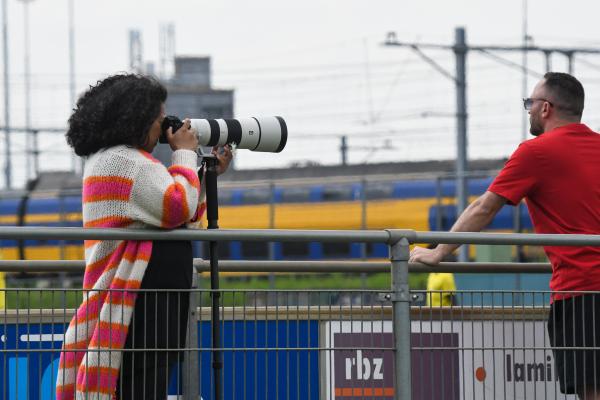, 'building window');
203,107,229,119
